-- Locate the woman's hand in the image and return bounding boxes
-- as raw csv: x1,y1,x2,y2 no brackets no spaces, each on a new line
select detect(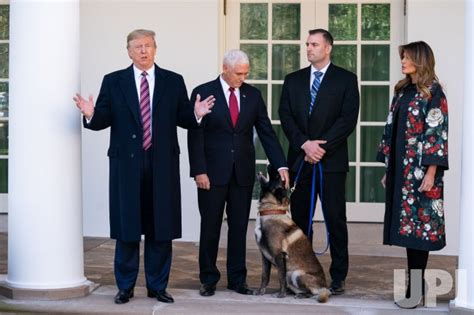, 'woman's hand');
418,165,437,192
380,174,386,189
